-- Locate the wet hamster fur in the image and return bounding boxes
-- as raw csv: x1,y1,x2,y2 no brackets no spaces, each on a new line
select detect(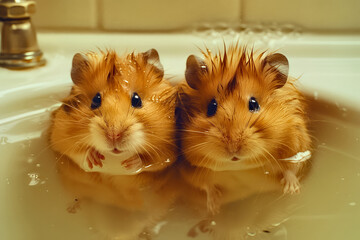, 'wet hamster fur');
50,49,178,213
177,45,312,214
